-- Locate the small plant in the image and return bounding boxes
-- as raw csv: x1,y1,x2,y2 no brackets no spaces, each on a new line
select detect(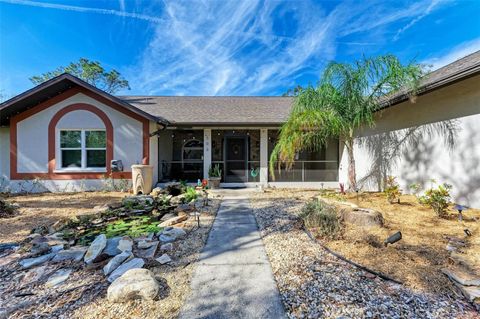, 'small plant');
183,186,198,203
419,182,452,218
300,199,341,239
384,176,402,204
409,183,421,197
208,164,222,178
